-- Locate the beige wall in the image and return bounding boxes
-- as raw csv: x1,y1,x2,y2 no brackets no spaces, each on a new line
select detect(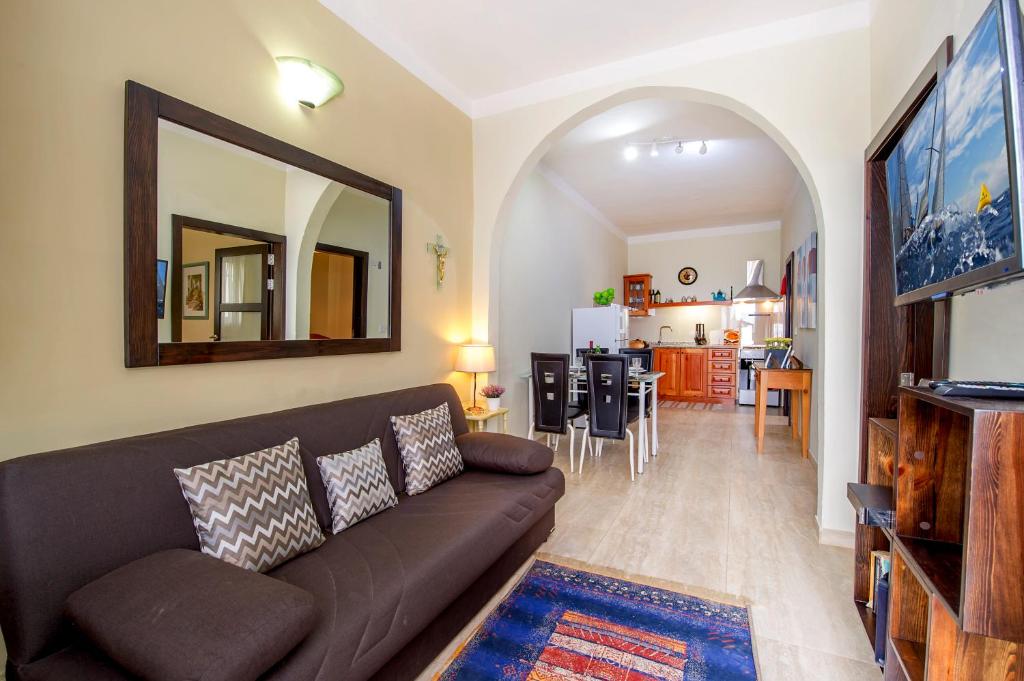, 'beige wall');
473,30,871,538
628,225,781,343
497,168,627,436
870,0,1024,381
781,183,820,461
0,0,474,461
